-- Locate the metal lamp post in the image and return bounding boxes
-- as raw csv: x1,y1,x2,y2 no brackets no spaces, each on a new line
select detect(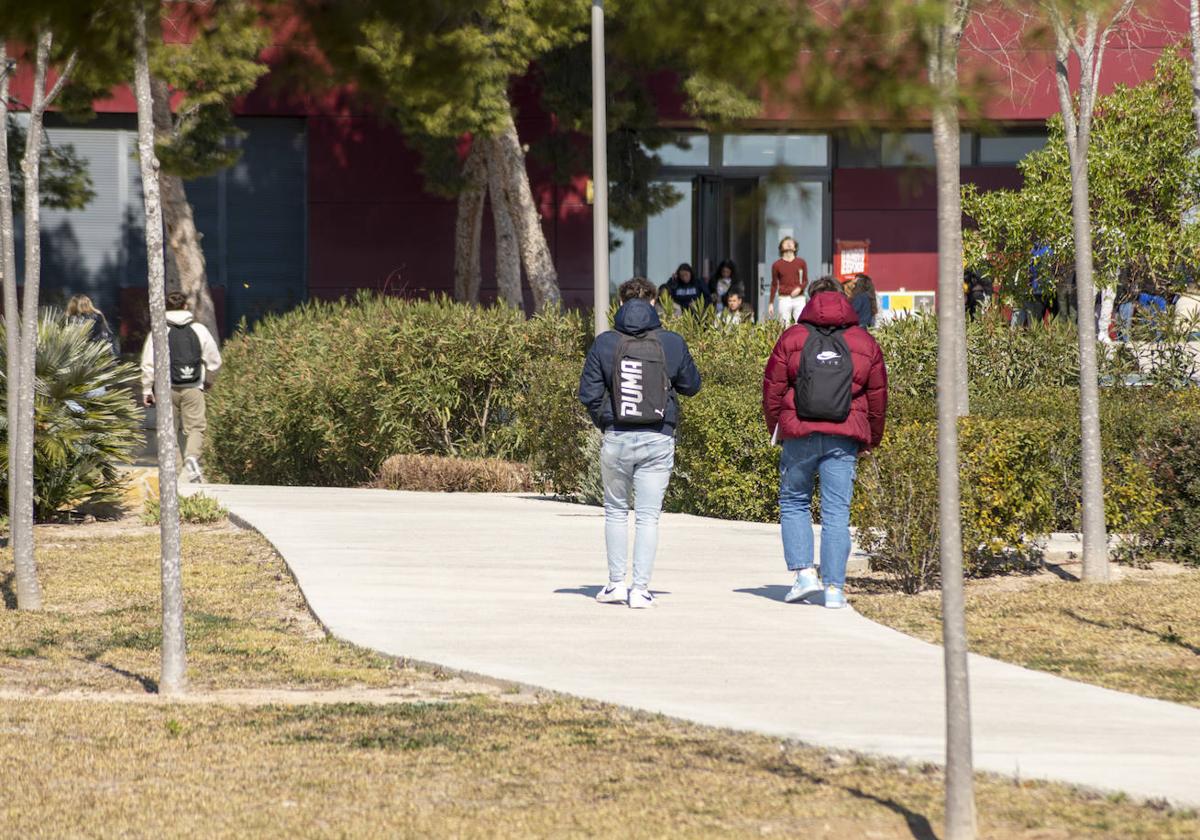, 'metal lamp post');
591,0,609,337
